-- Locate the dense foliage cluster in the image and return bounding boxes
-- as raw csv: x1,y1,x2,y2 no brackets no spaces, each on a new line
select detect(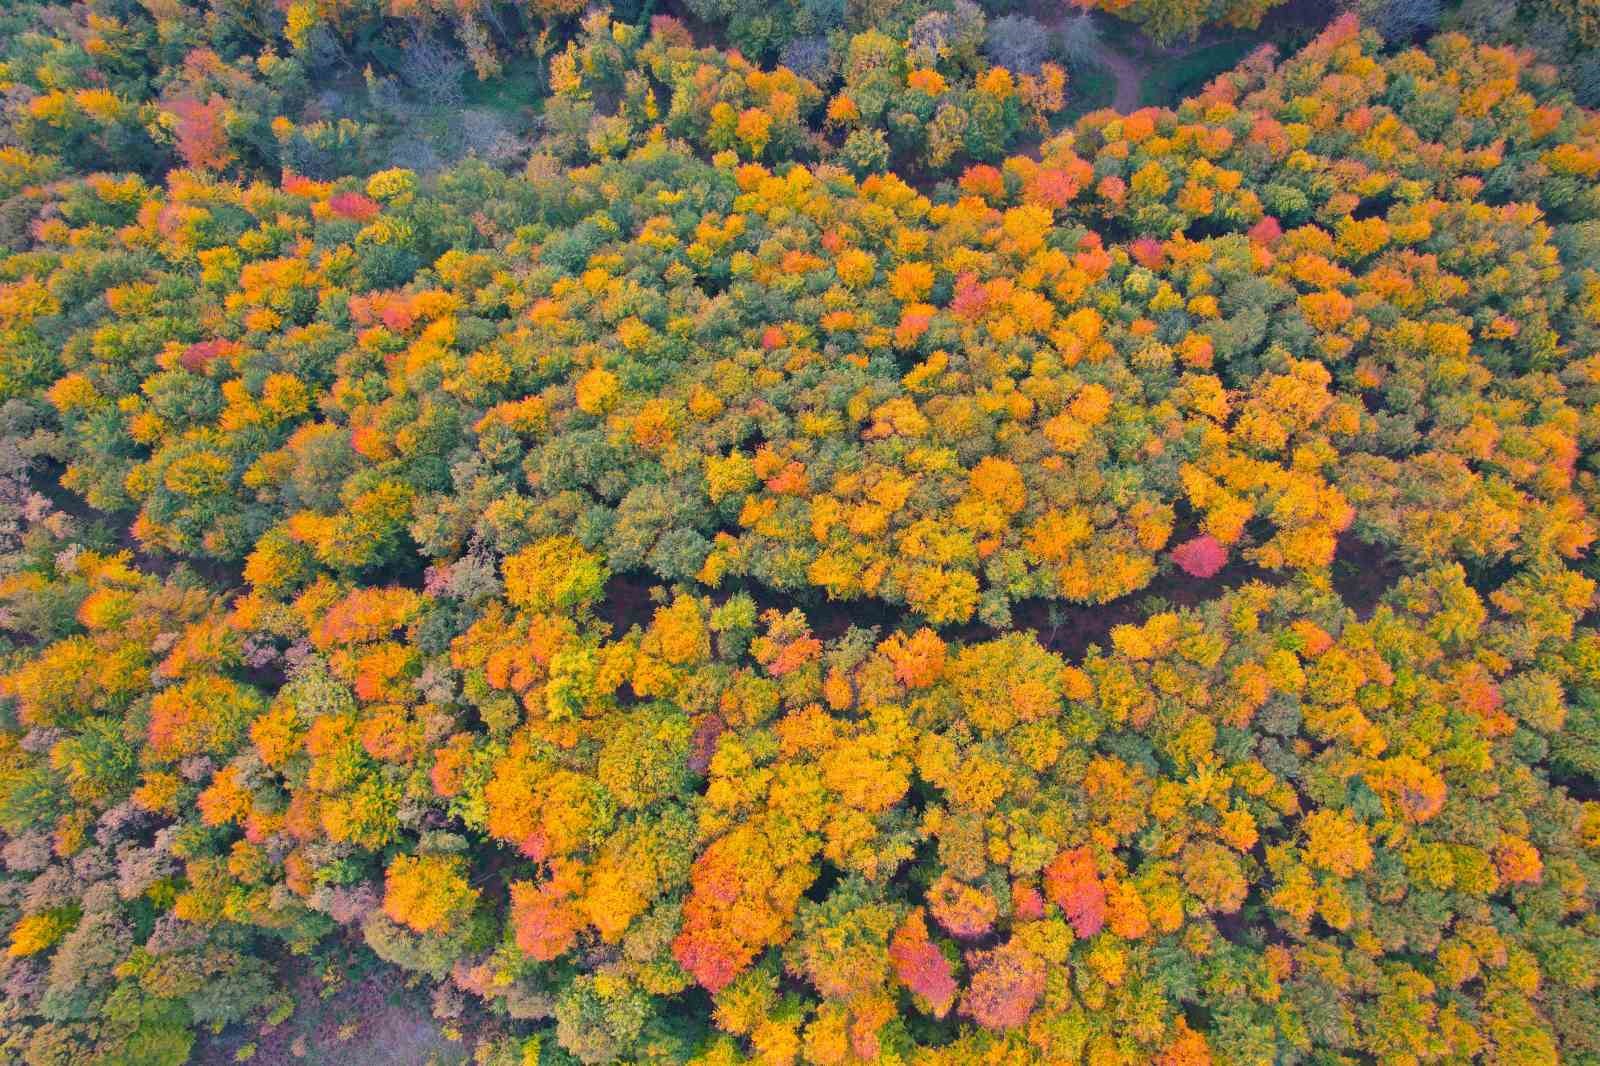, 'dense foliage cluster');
1,6,1599,1066
539,12,1065,181
0,0,1071,186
